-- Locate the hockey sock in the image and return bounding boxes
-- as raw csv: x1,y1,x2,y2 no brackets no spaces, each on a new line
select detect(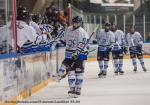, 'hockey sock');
98,61,104,71
139,58,145,68
75,72,83,94
104,60,109,71
59,64,66,76
68,71,76,91
132,58,137,68
114,59,119,70
118,59,123,70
